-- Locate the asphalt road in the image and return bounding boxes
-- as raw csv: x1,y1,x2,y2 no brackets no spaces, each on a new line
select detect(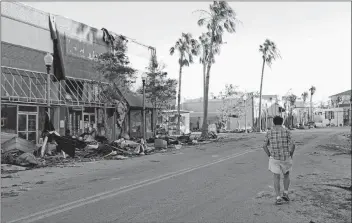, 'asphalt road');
2,128,348,223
